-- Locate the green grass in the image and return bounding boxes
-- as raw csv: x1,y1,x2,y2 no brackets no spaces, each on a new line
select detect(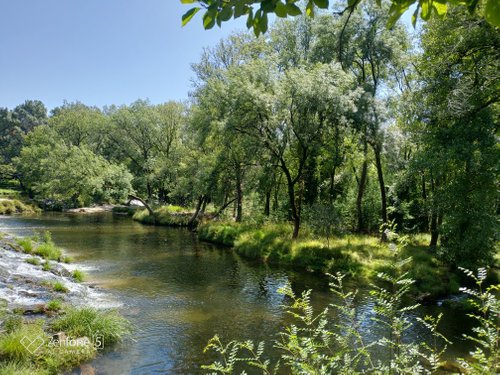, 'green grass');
198,222,461,298
71,269,85,282
42,262,51,272
52,307,131,344
0,199,40,215
46,299,62,312
26,257,41,266
33,243,62,261
132,205,193,227
15,238,33,254
0,361,49,375
0,320,47,362
52,281,68,293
